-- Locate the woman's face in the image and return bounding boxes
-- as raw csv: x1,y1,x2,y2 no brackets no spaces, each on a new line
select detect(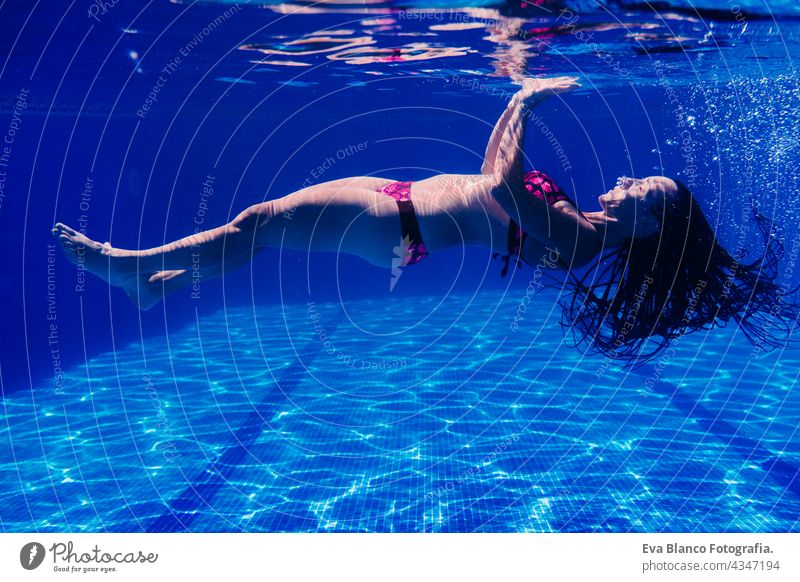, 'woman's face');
599,175,678,238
